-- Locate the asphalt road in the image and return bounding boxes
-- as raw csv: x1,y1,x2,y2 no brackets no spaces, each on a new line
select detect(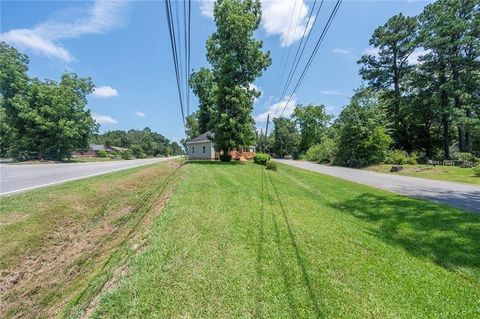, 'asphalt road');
277,160,480,213
0,157,177,196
